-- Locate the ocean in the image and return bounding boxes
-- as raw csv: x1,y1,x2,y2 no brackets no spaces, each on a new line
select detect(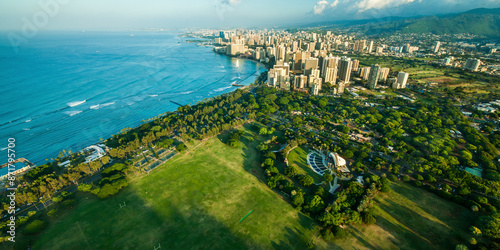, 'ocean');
0,31,265,167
